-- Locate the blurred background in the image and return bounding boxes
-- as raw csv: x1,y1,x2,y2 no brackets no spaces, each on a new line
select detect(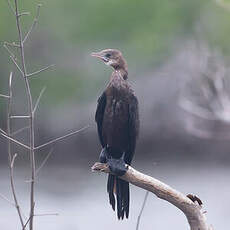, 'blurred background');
0,0,230,229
